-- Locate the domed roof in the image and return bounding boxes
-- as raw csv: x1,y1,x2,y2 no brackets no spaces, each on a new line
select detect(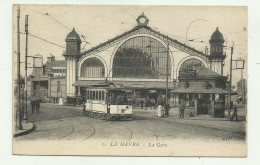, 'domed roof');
210,27,224,41
66,28,81,41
